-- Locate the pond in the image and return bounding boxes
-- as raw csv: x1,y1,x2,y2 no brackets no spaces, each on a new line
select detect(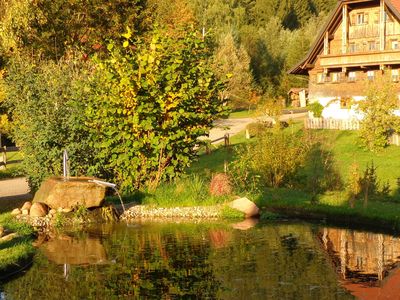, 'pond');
1,219,400,299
